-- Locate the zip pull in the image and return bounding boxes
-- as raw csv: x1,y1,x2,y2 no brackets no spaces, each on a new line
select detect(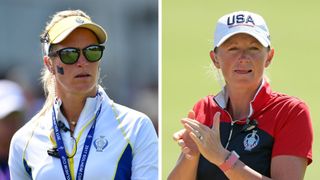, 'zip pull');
225,121,235,149
241,119,258,132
